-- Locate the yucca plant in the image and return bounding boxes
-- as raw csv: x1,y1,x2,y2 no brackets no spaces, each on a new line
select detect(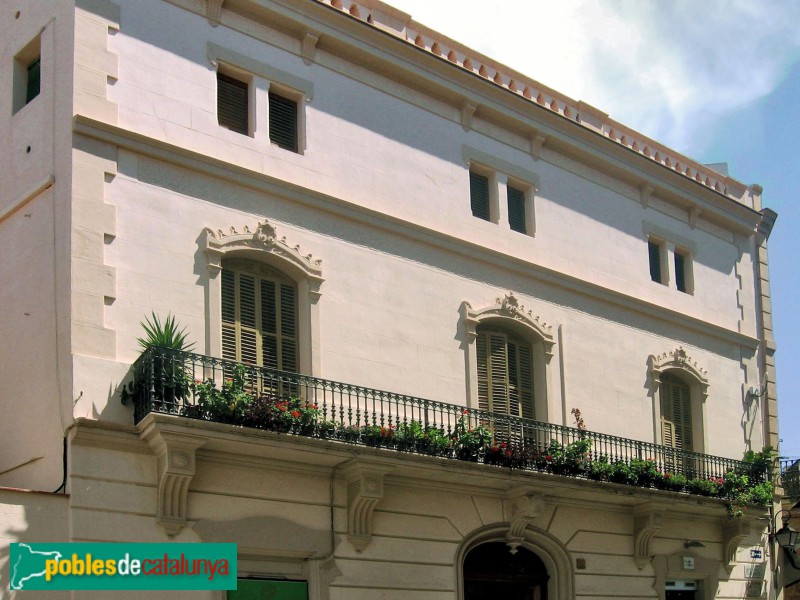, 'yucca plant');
137,312,195,351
